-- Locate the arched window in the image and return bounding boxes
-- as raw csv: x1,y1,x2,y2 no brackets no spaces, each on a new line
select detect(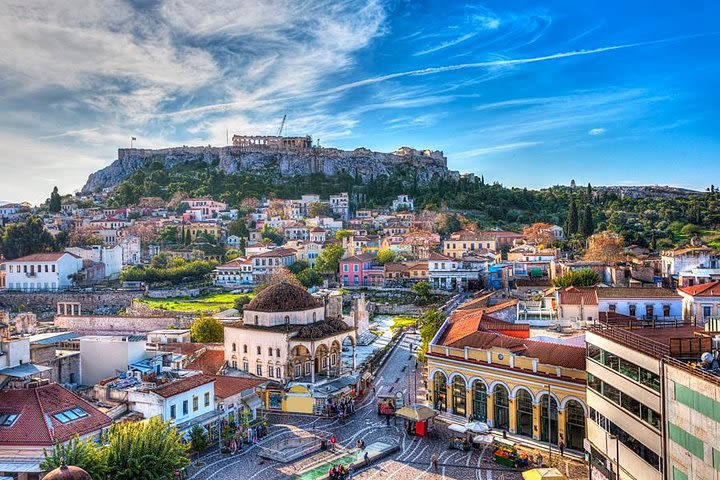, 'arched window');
433,372,447,411
232,343,236,352
493,385,510,430
268,347,273,356
565,400,586,450
472,381,487,421
268,364,274,378
313,312,317,321
243,344,248,354
256,346,261,355
276,348,280,357
540,394,559,444
515,390,534,437
452,377,466,416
